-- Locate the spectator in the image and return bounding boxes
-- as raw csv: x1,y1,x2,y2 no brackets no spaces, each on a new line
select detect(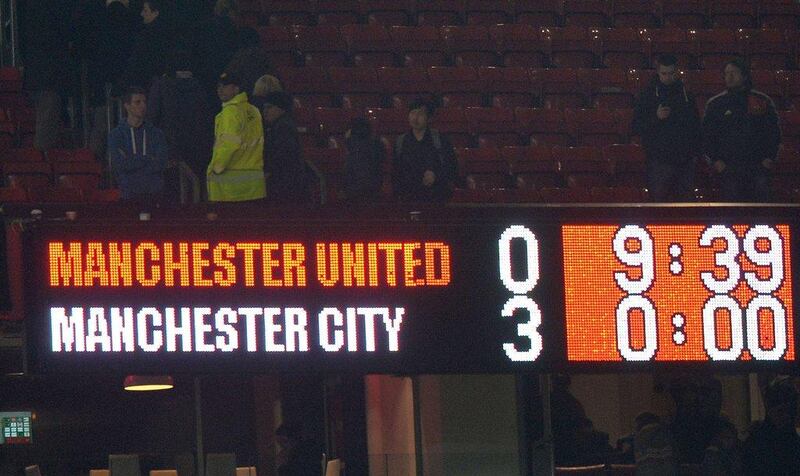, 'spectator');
742,377,800,476
122,0,174,91
343,117,386,202
632,54,701,202
259,92,308,204
703,417,743,476
147,49,213,199
668,375,728,464
207,72,265,202
253,74,284,98
224,27,274,98
393,99,457,203
618,412,661,463
276,423,319,476
74,0,138,156
634,422,677,476
703,58,781,202
195,0,242,106
109,87,168,202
